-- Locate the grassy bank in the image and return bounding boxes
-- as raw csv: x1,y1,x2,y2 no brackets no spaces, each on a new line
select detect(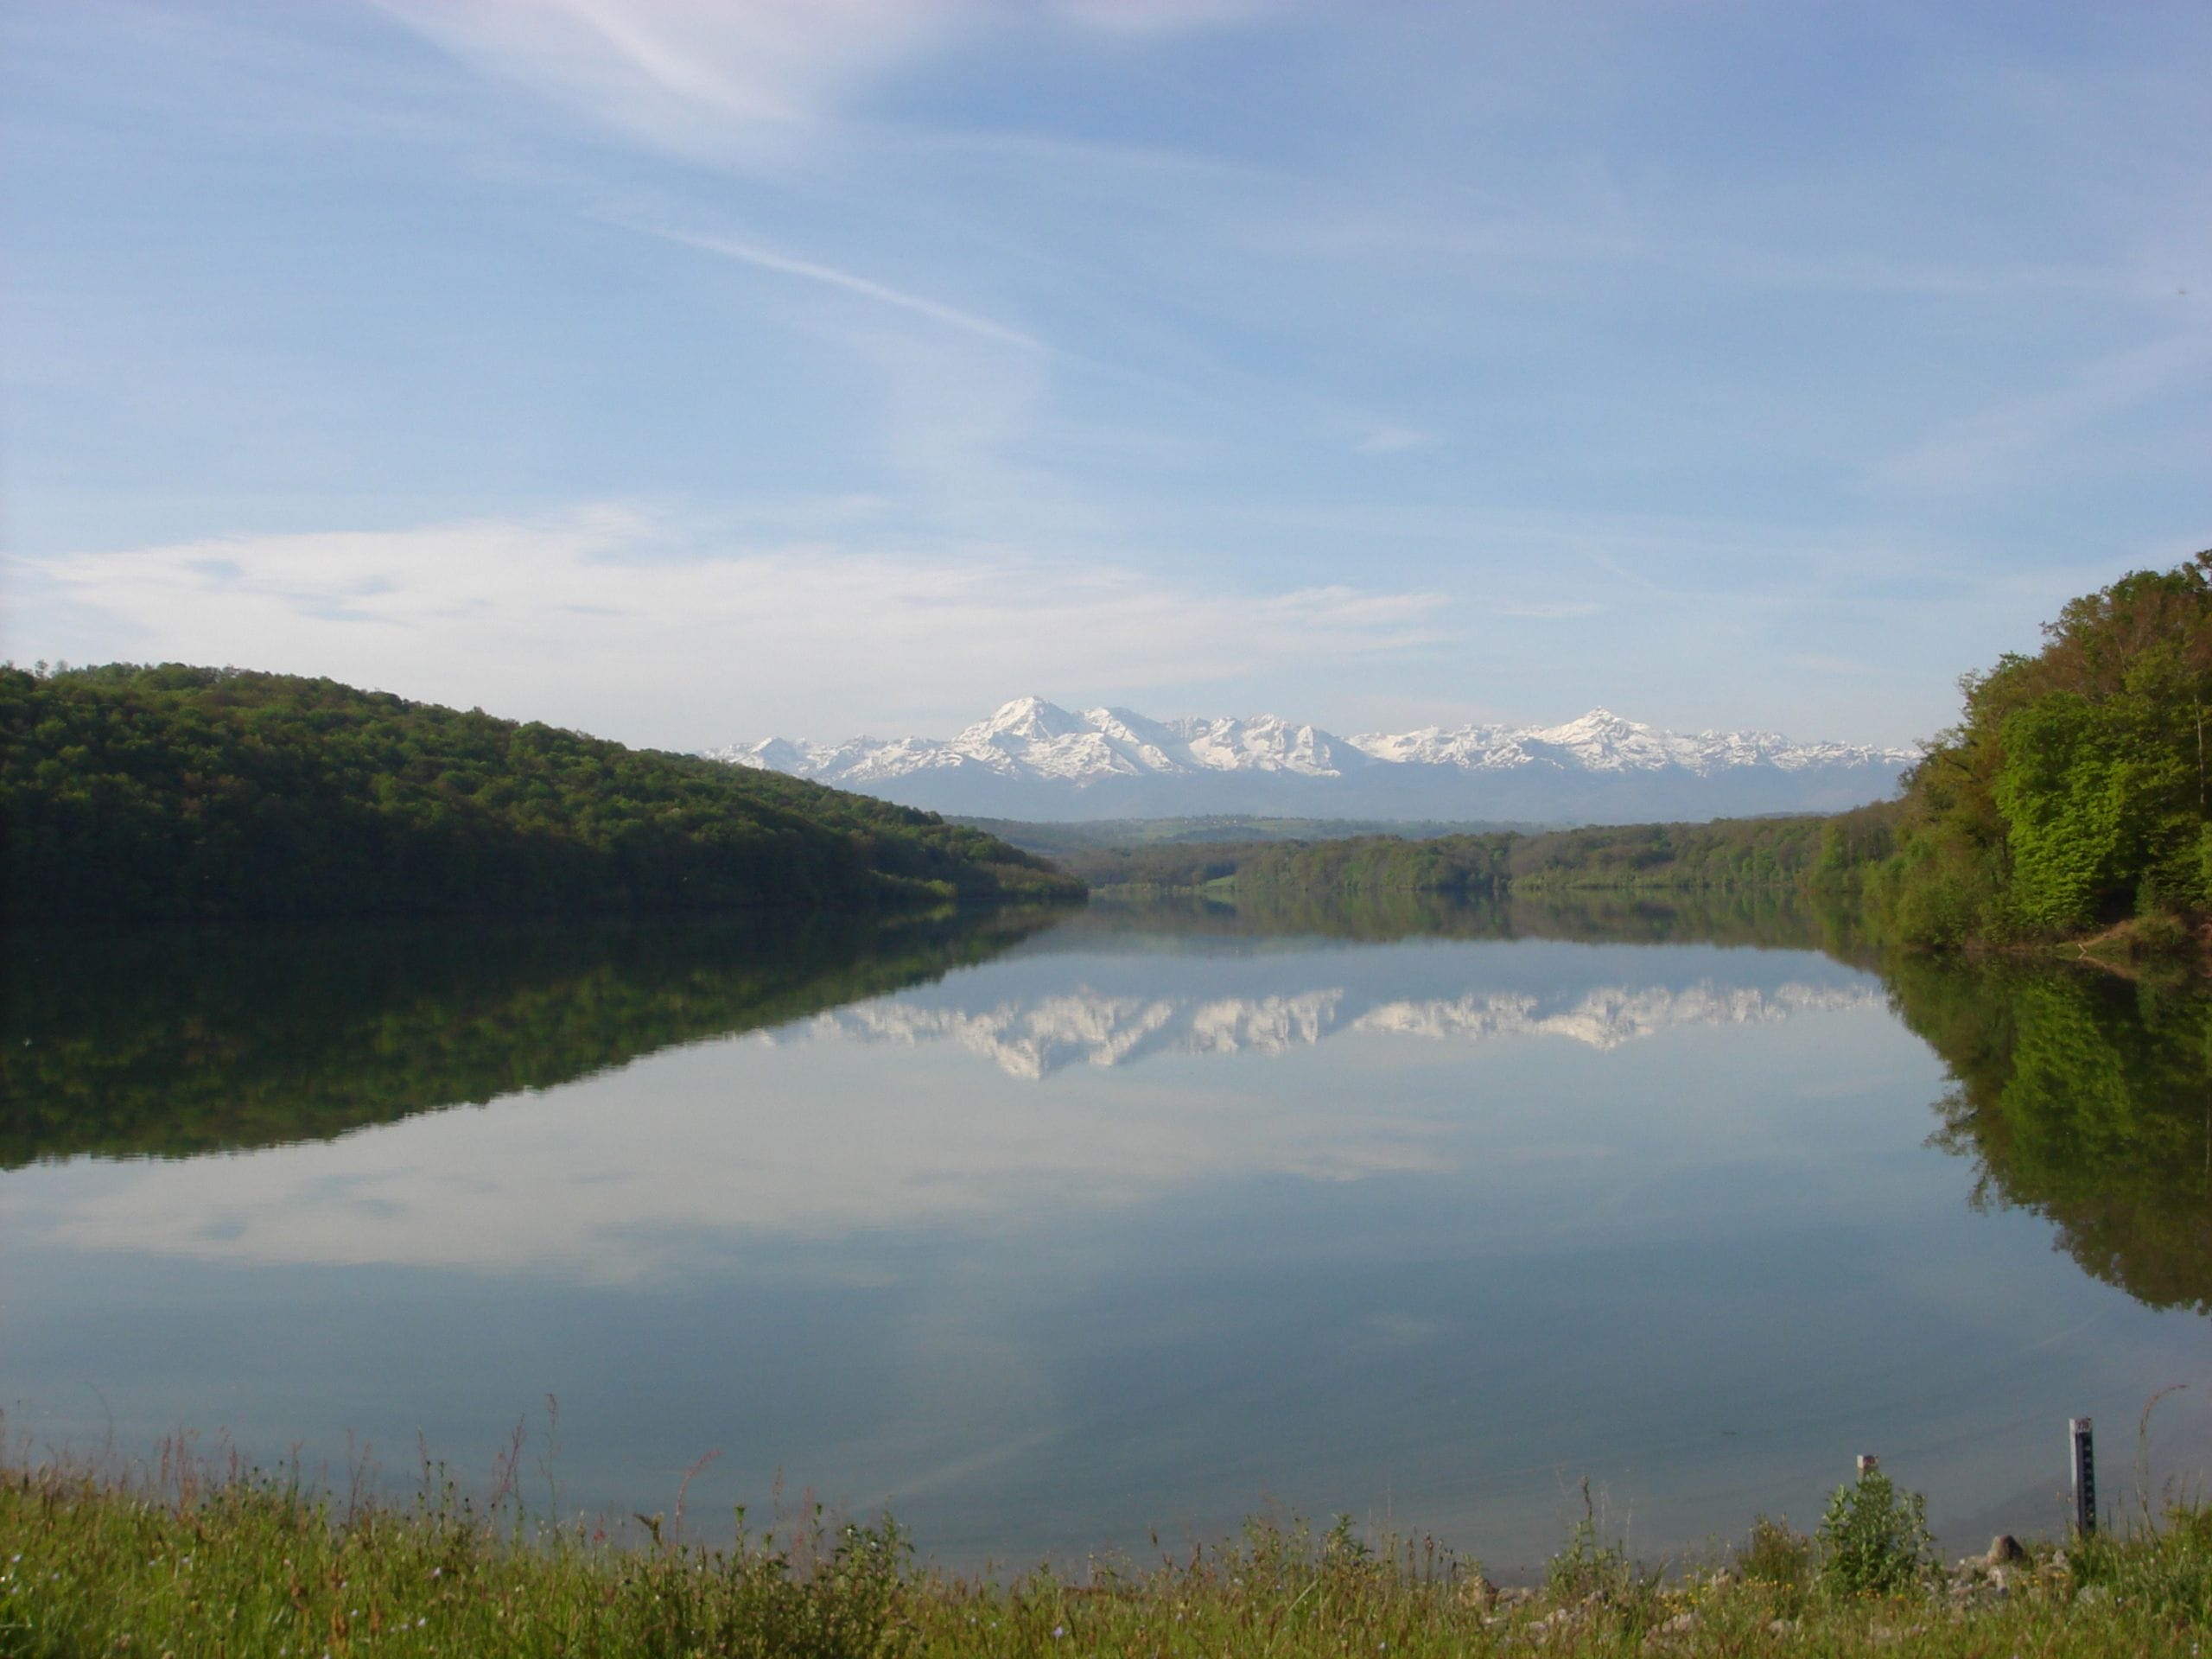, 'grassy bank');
6,1458,2209,1656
